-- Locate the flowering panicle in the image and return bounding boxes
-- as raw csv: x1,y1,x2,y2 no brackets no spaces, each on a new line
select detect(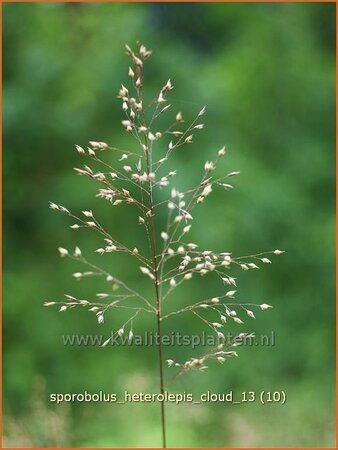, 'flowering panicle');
45,43,284,383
